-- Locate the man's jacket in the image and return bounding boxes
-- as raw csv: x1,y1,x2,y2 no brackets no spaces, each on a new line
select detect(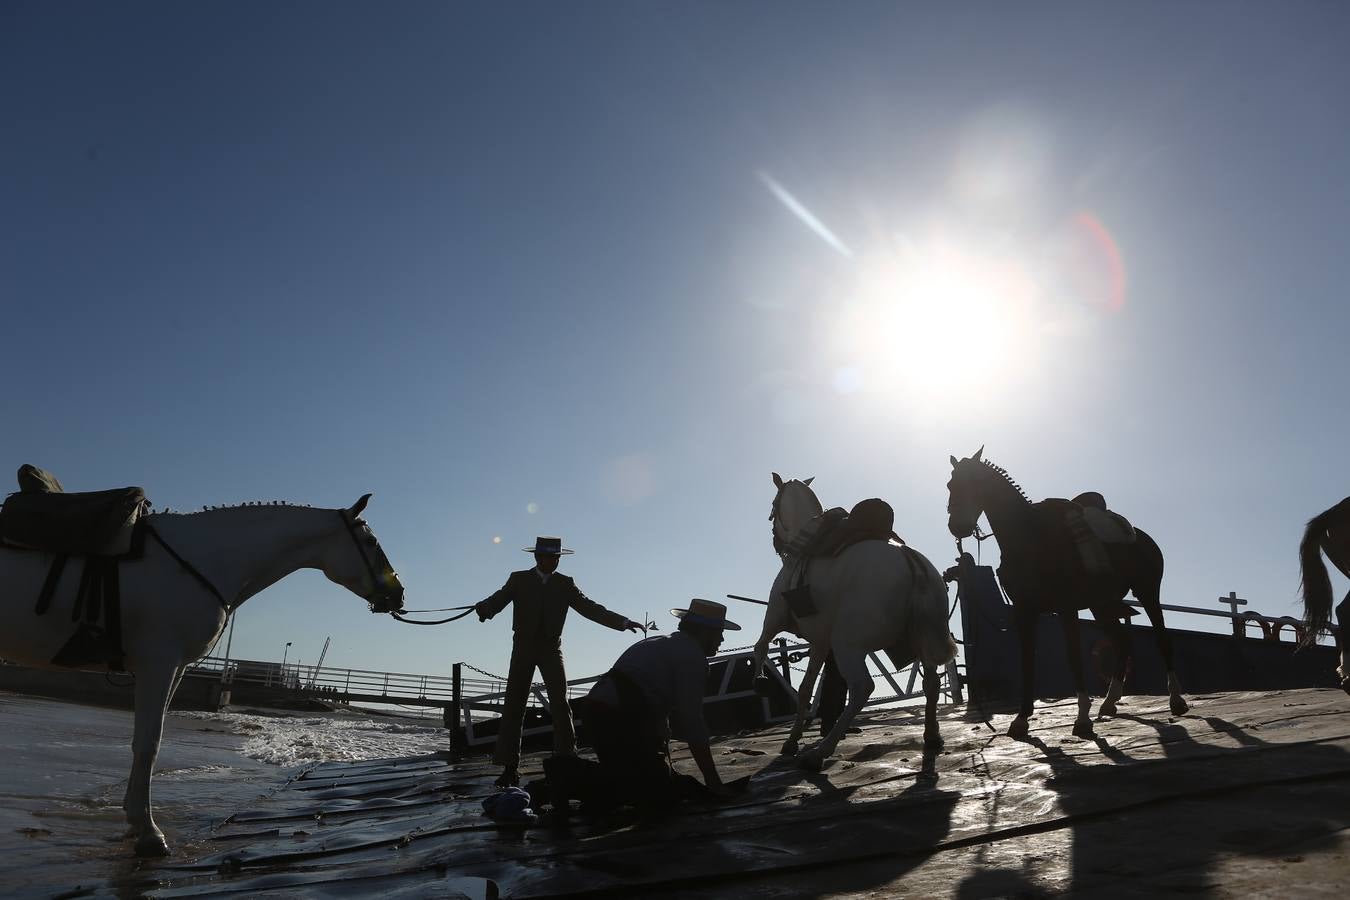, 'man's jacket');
479,570,628,649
